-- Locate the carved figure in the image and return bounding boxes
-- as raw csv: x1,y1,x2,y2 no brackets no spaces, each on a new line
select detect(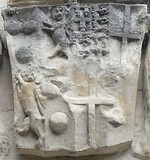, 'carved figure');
16,73,45,149
43,6,71,58
2,1,150,158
